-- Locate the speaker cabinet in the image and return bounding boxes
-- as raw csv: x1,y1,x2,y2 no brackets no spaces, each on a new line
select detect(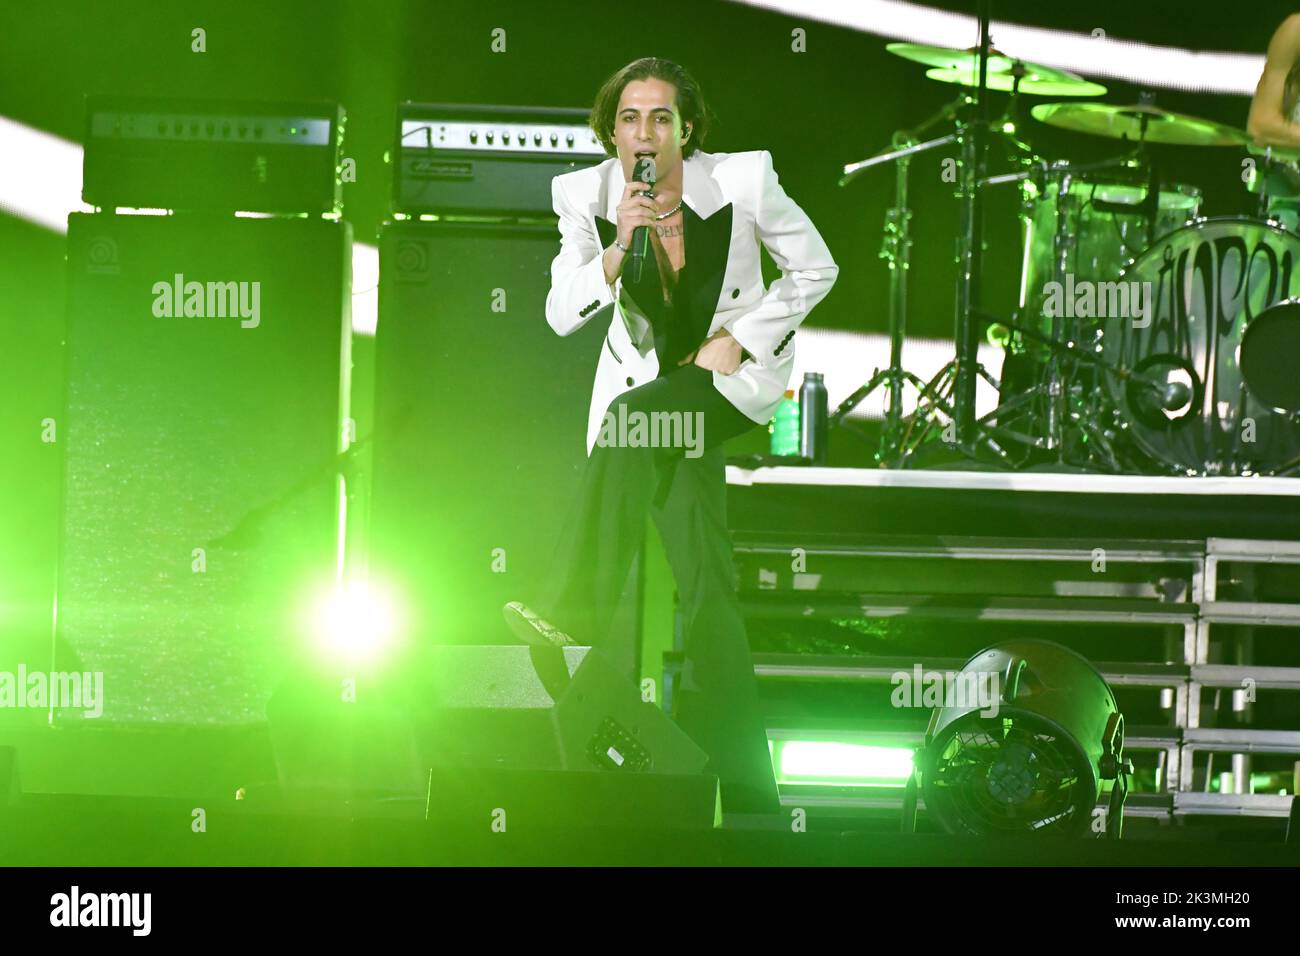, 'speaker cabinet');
371,220,641,665
58,213,350,725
